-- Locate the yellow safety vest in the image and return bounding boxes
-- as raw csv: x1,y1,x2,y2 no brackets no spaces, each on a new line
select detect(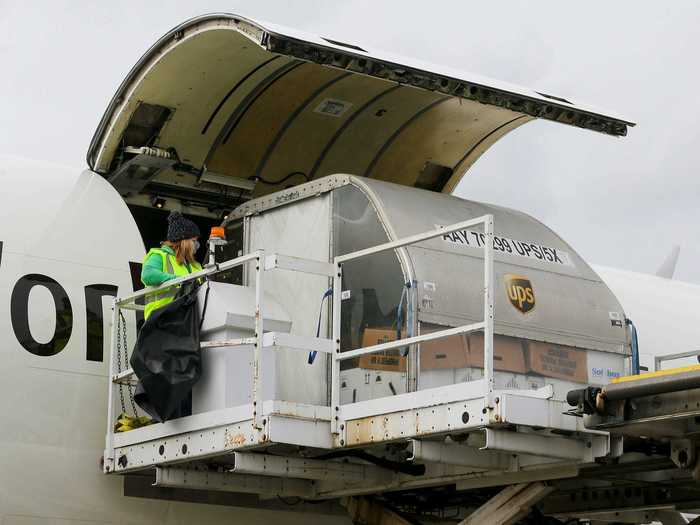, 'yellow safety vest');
143,248,202,319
